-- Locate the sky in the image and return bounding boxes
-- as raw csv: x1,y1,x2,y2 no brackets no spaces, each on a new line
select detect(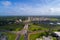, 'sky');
0,0,60,16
